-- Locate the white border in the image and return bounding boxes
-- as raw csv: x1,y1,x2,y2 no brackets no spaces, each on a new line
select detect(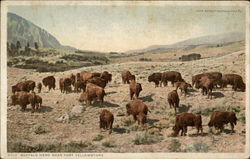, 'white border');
1,1,249,159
